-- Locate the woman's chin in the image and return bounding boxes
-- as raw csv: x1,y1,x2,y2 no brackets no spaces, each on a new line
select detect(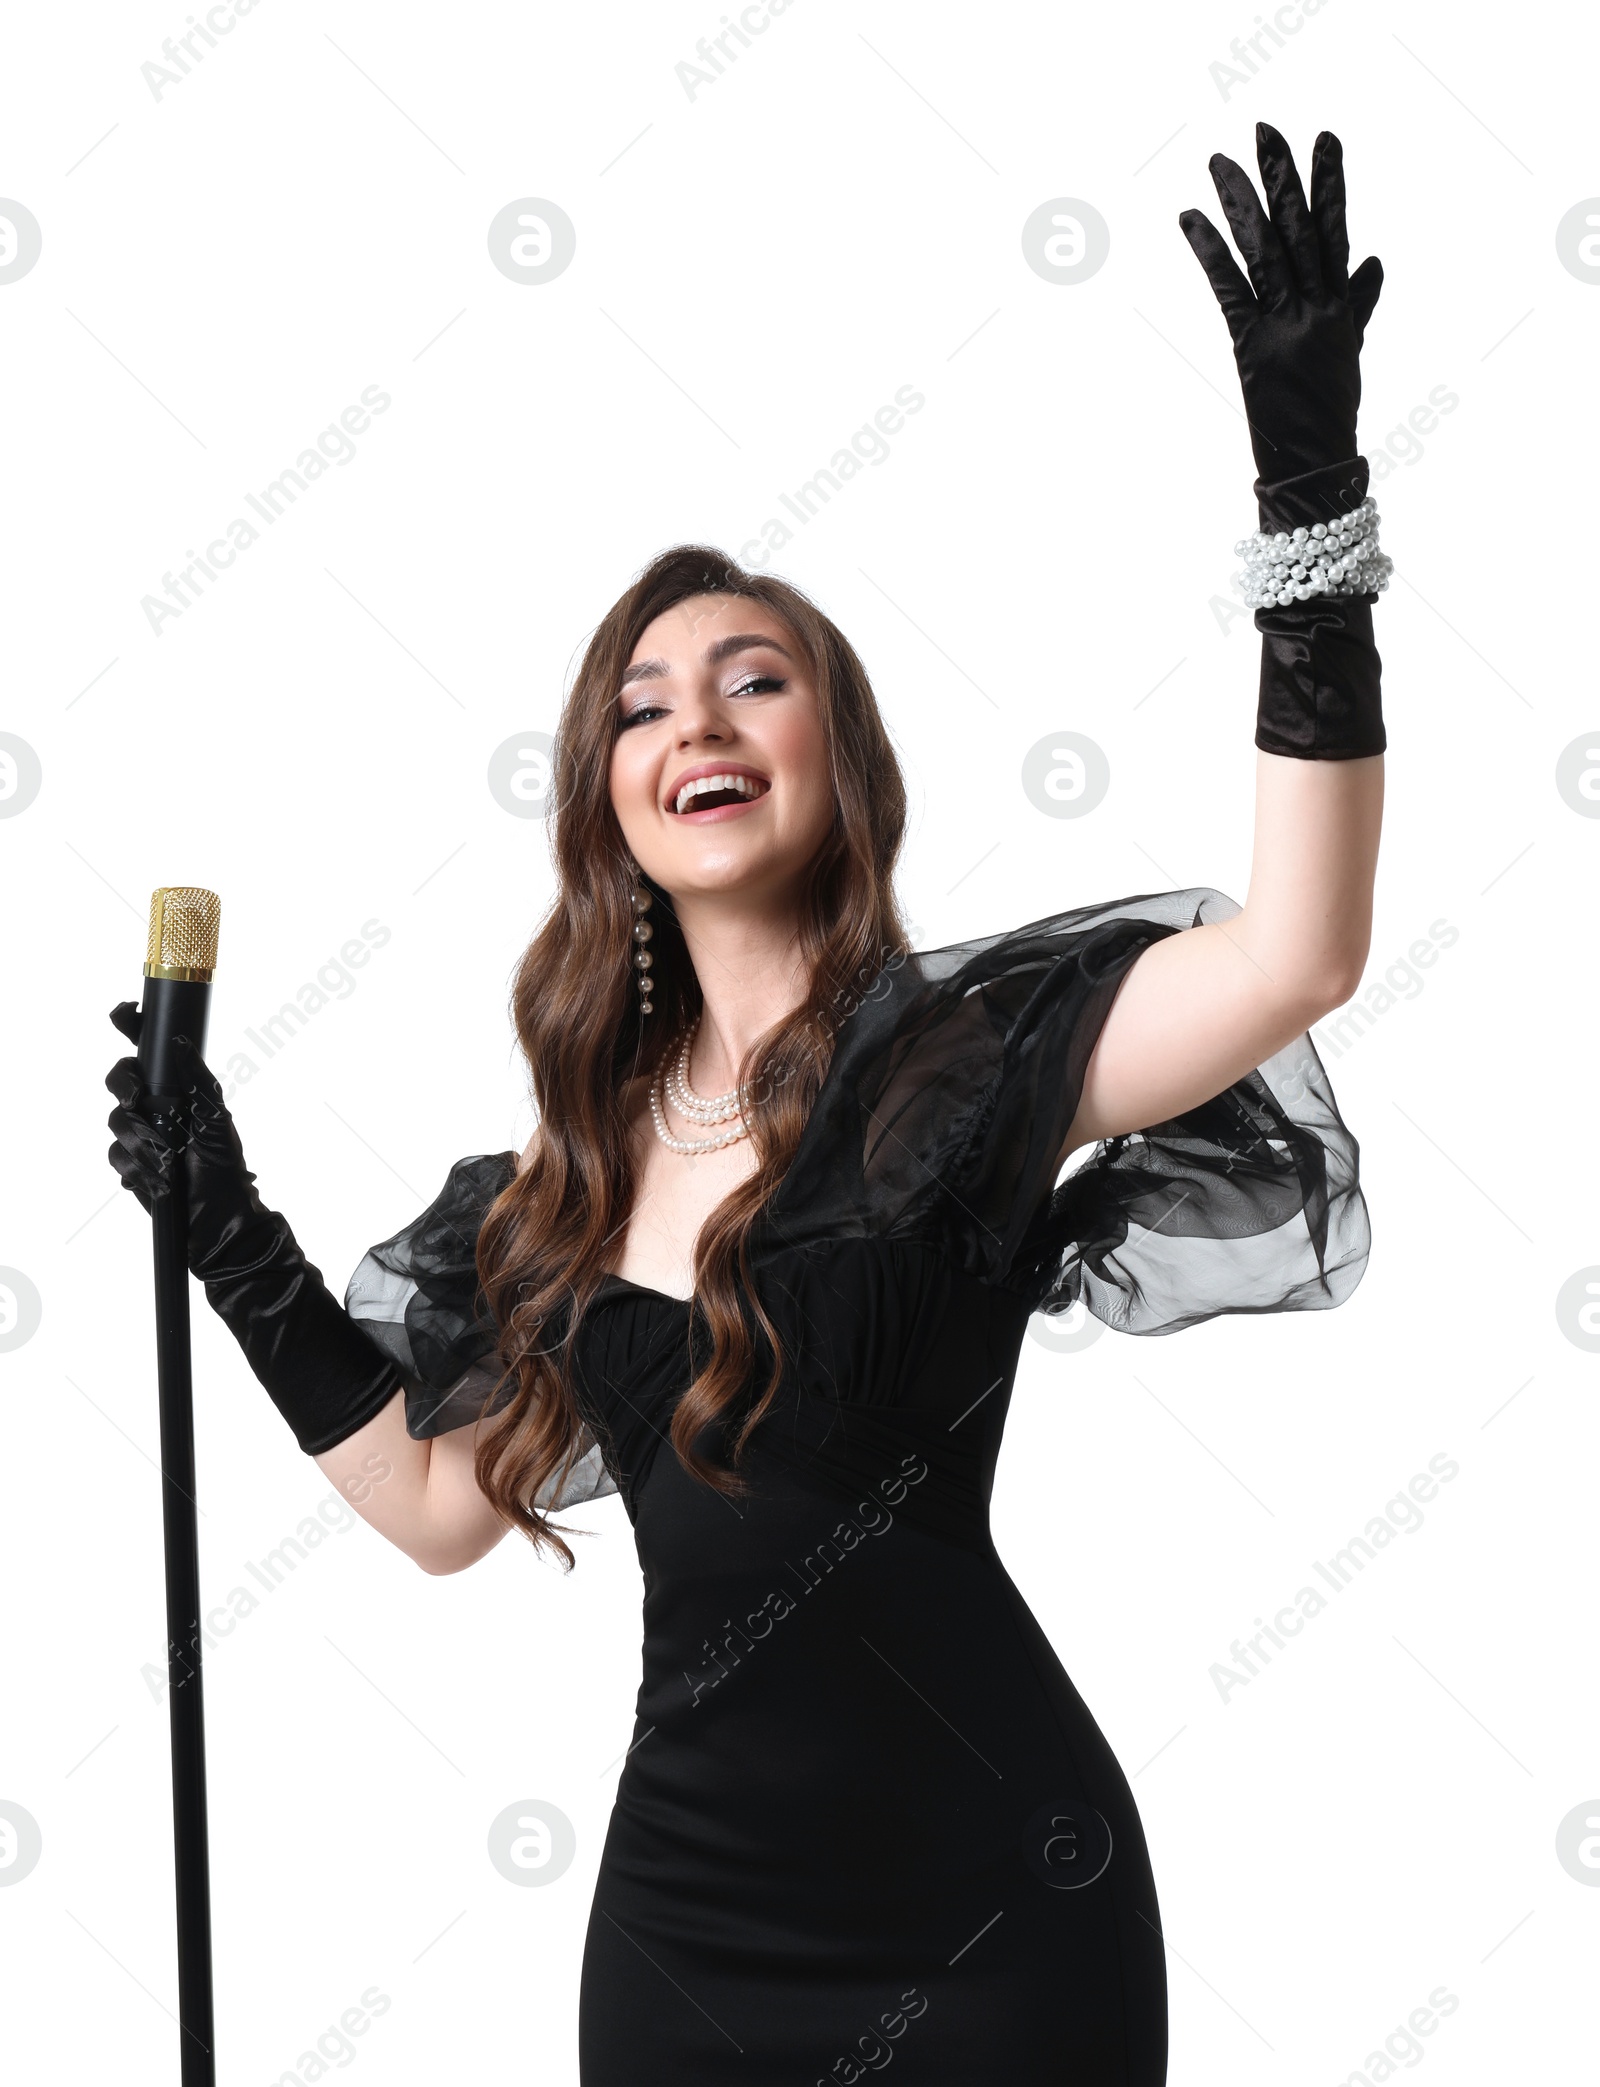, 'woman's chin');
649,845,800,904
